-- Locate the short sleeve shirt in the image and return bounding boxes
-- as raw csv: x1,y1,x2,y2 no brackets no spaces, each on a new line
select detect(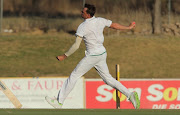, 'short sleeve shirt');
76,16,112,56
